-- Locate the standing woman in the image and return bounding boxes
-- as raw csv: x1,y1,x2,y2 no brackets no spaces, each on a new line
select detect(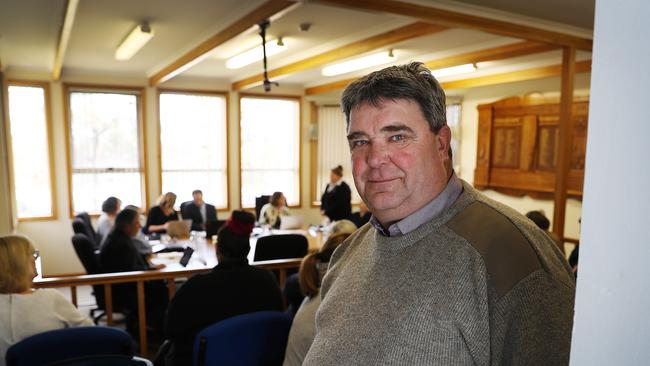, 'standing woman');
0,235,93,361
320,165,352,222
144,192,179,234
